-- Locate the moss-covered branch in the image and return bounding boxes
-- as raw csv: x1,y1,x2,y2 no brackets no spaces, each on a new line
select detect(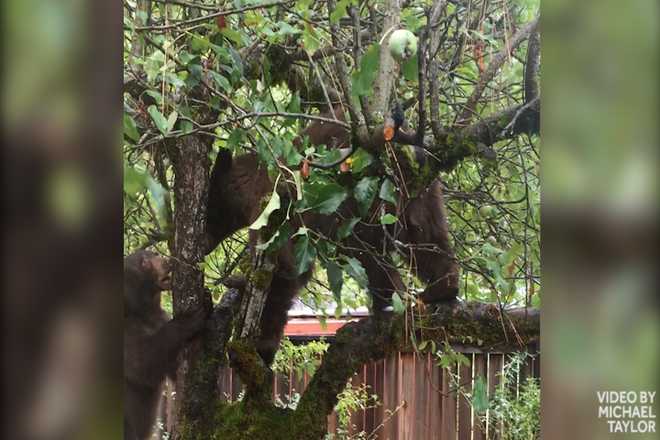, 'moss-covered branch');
228,243,276,405
179,289,243,433
291,301,539,435
292,317,401,438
